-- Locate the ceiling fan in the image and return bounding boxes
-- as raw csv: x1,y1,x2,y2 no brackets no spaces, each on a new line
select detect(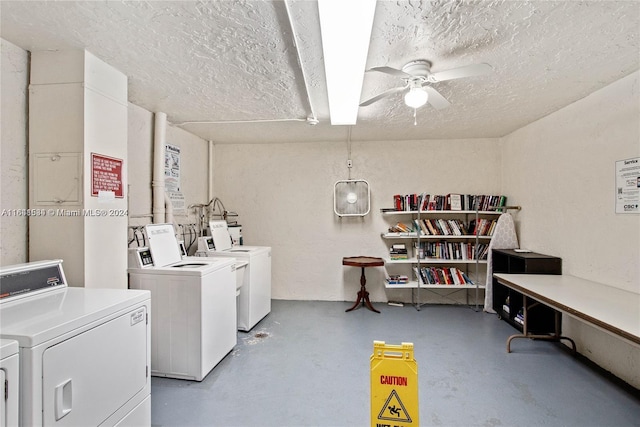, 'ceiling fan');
359,60,493,110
